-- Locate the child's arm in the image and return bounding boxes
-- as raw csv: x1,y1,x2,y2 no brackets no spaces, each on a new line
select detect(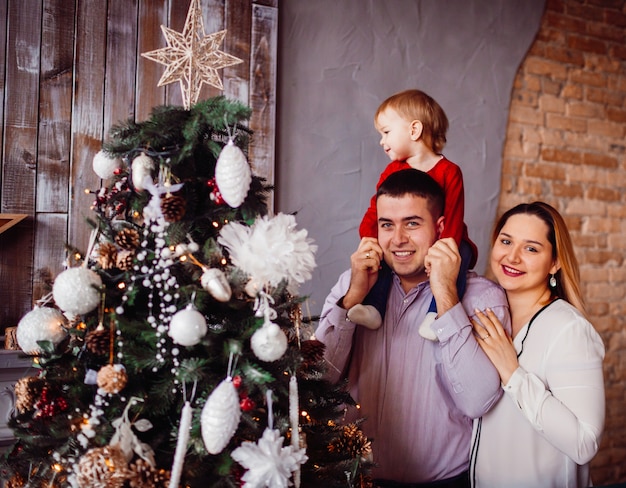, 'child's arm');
437,162,465,245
